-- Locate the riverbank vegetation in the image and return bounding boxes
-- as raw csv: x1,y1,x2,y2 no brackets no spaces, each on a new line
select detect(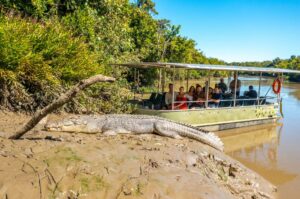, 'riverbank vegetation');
231,56,300,81
0,0,224,113
0,0,299,113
